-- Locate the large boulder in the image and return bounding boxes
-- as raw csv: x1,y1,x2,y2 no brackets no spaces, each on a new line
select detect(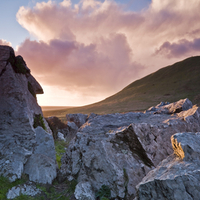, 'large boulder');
24,127,57,184
0,45,56,183
135,132,200,200
59,100,200,199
